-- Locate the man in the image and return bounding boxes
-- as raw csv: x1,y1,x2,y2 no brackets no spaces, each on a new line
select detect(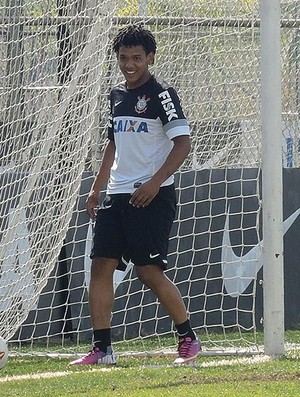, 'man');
70,24,200,366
